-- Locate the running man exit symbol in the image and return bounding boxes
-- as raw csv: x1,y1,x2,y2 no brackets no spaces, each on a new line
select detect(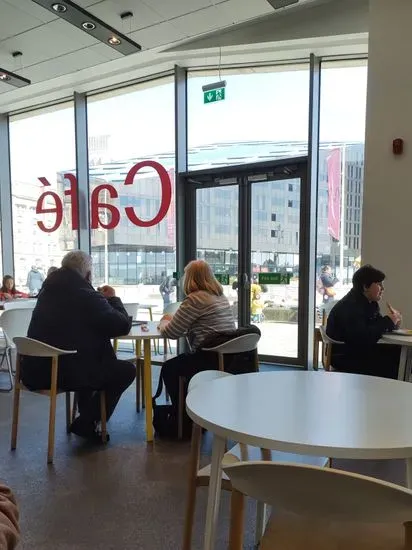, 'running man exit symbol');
204,87,226,104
